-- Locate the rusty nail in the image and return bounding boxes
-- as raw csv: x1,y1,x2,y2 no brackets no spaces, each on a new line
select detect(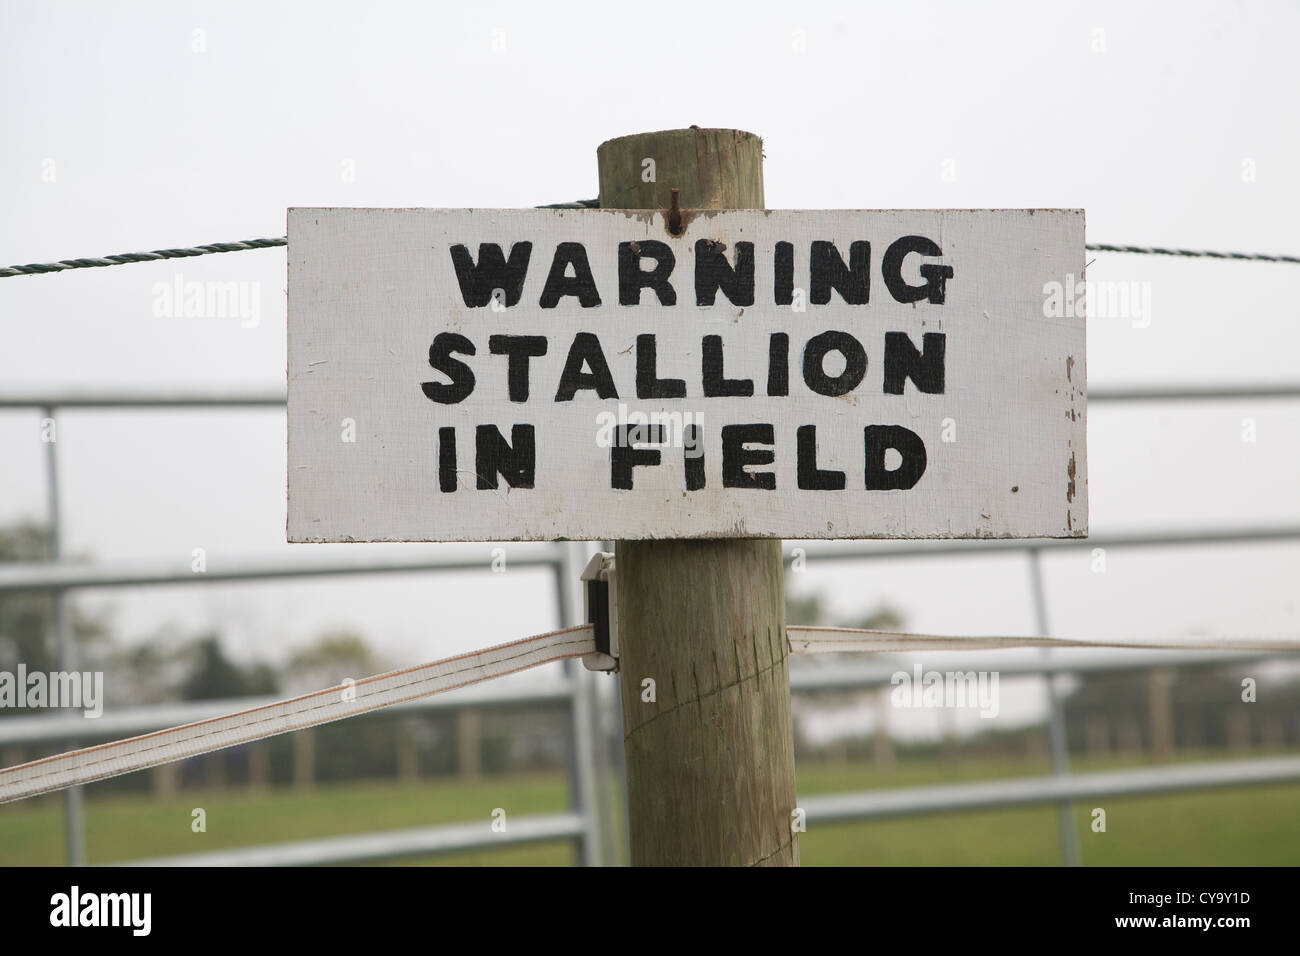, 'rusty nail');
668,187,682,235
